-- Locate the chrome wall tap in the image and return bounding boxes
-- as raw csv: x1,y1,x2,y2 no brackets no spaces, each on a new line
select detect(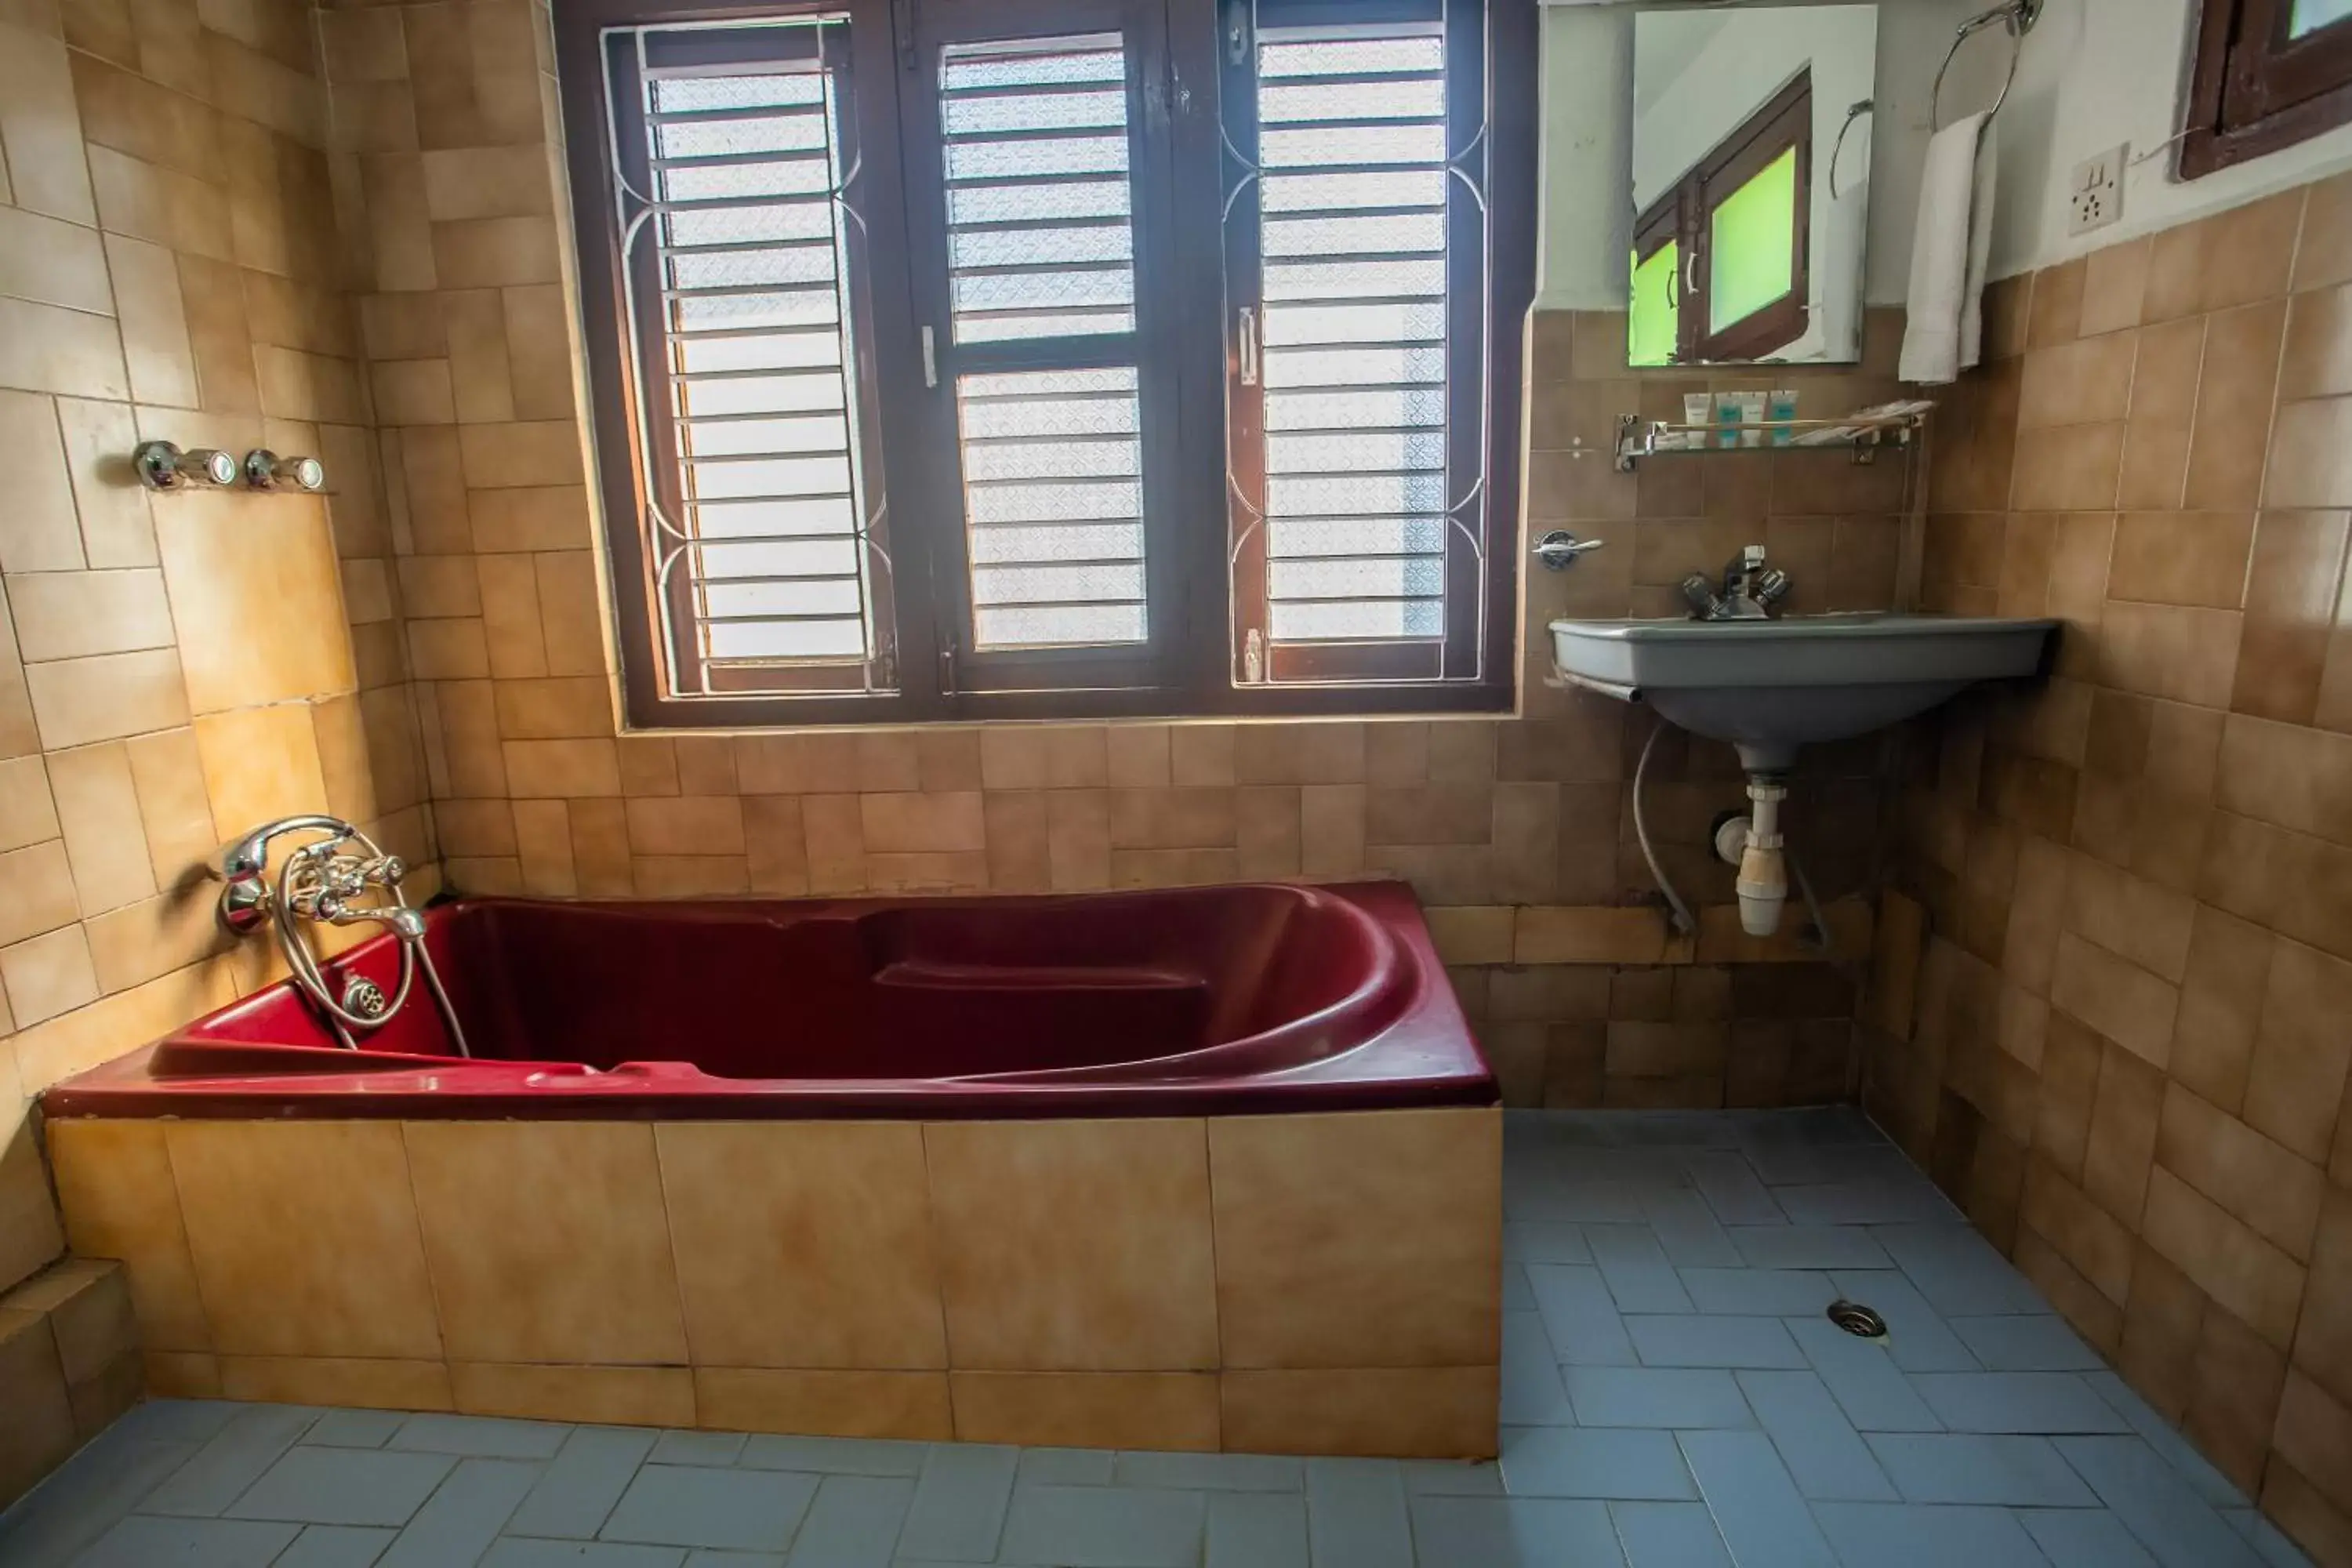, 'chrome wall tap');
1685,545,1792,620
207,816,467,1054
